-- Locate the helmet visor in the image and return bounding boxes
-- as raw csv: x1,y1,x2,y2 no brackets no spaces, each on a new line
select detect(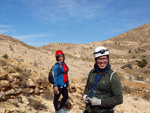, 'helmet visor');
94,49,108,55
